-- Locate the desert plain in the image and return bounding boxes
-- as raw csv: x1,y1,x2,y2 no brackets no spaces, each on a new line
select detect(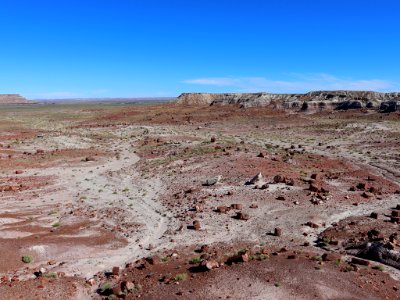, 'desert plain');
0,98,400,299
